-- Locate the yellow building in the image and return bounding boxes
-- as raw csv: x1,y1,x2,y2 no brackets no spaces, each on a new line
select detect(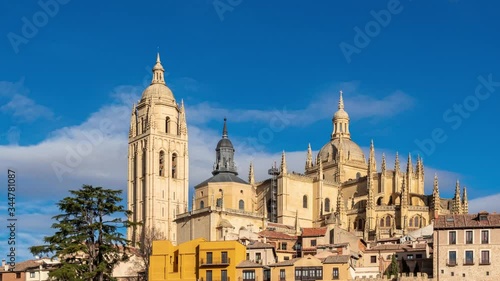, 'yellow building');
149,238,246,281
